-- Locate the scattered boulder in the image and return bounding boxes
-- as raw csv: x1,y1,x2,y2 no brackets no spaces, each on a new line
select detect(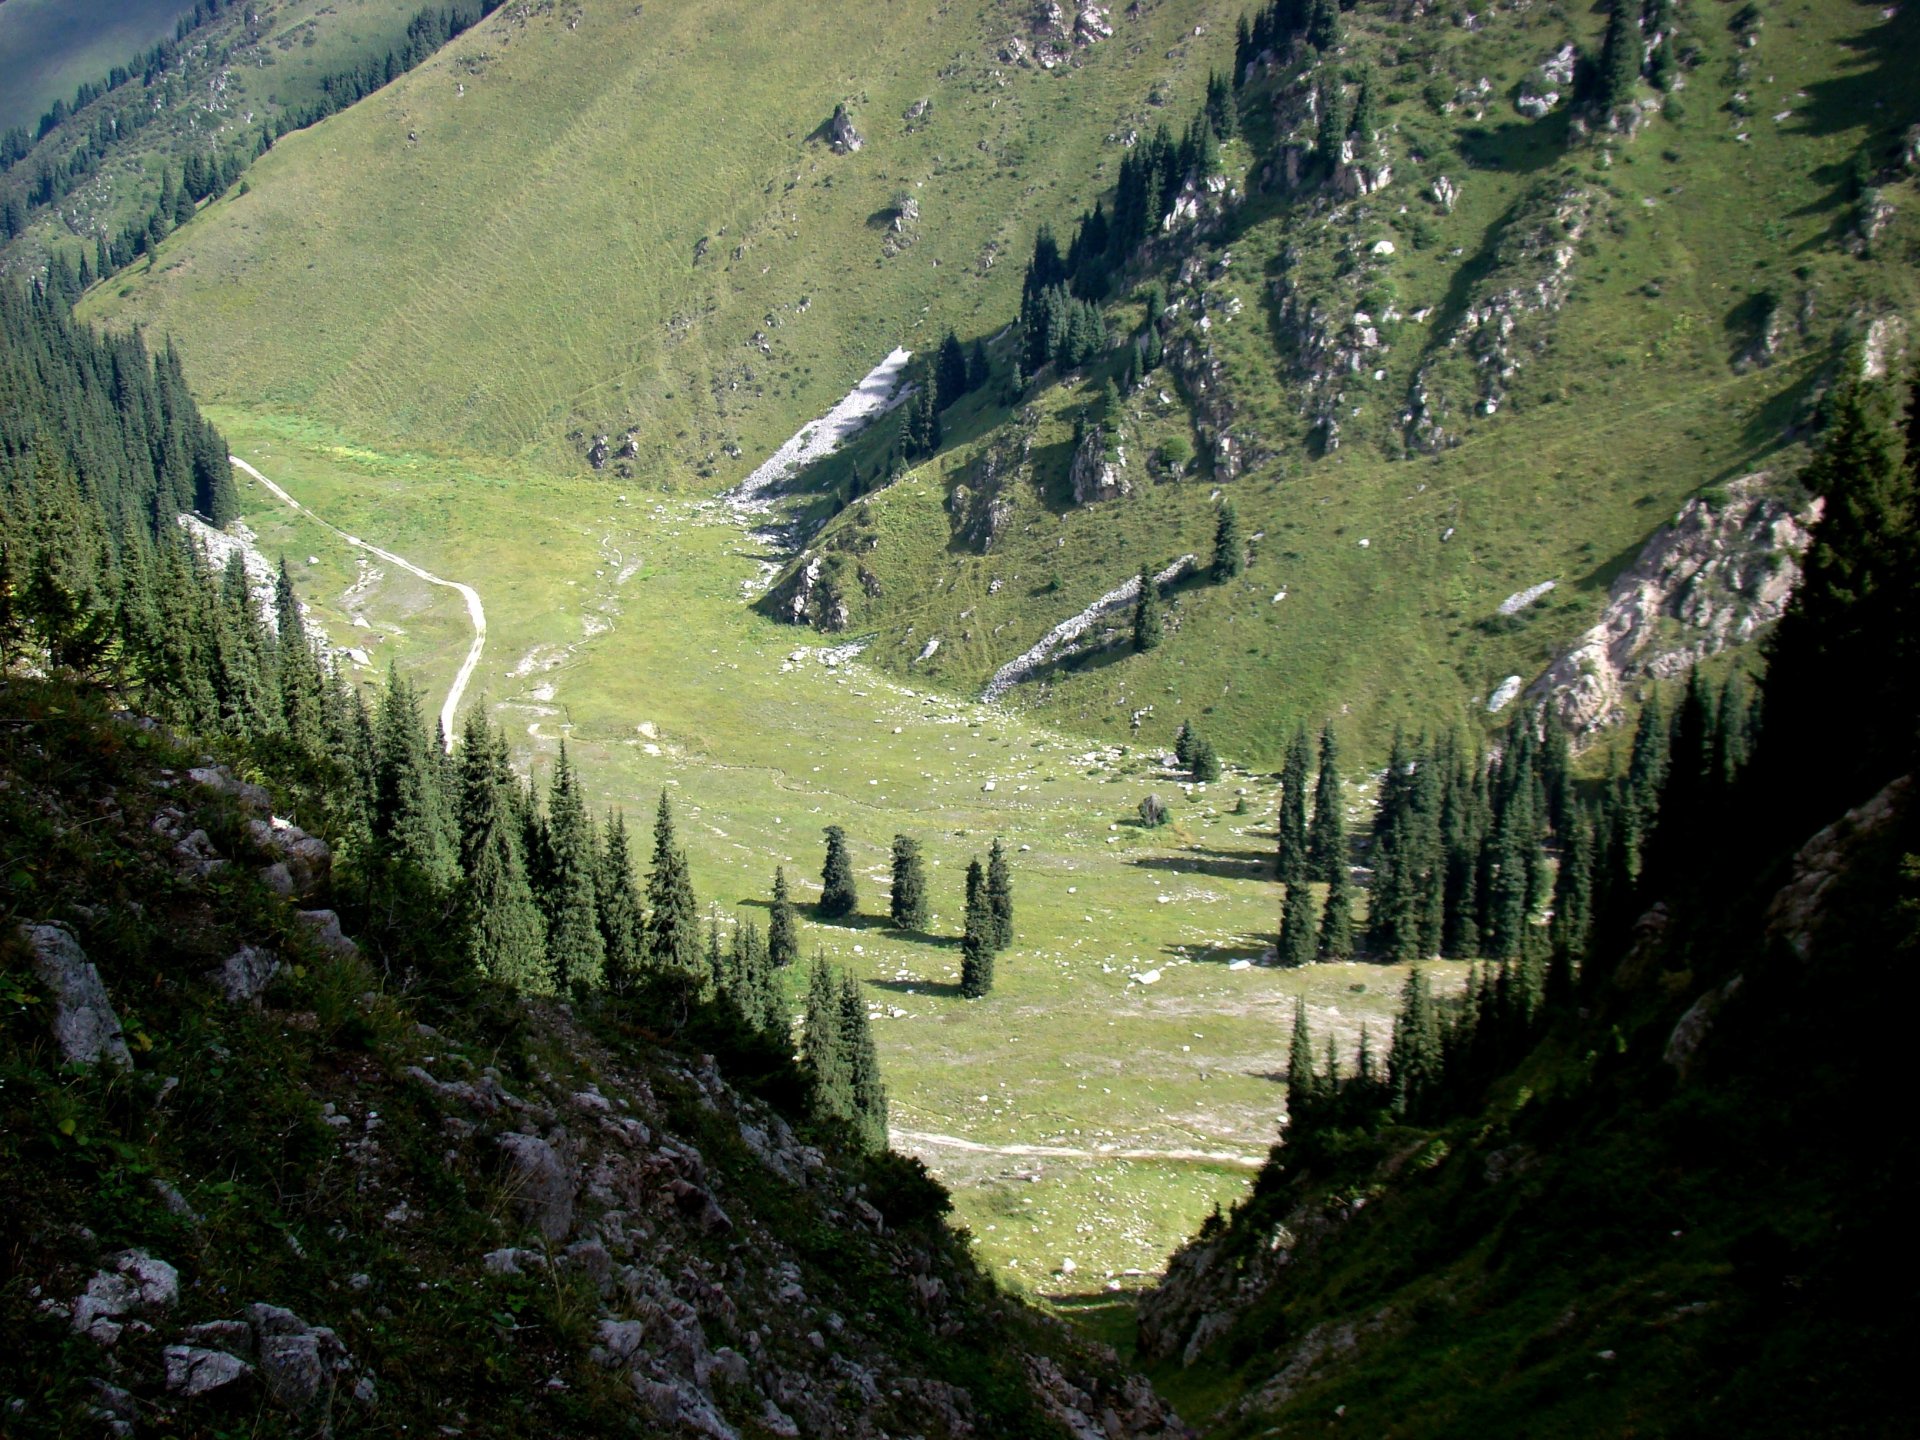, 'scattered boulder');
213,945,281,1005
22,922,133,1069
826,103,863,154
294,909,360,960
246,816,332,897
164,1345,253,1397
497,1132,578,1241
